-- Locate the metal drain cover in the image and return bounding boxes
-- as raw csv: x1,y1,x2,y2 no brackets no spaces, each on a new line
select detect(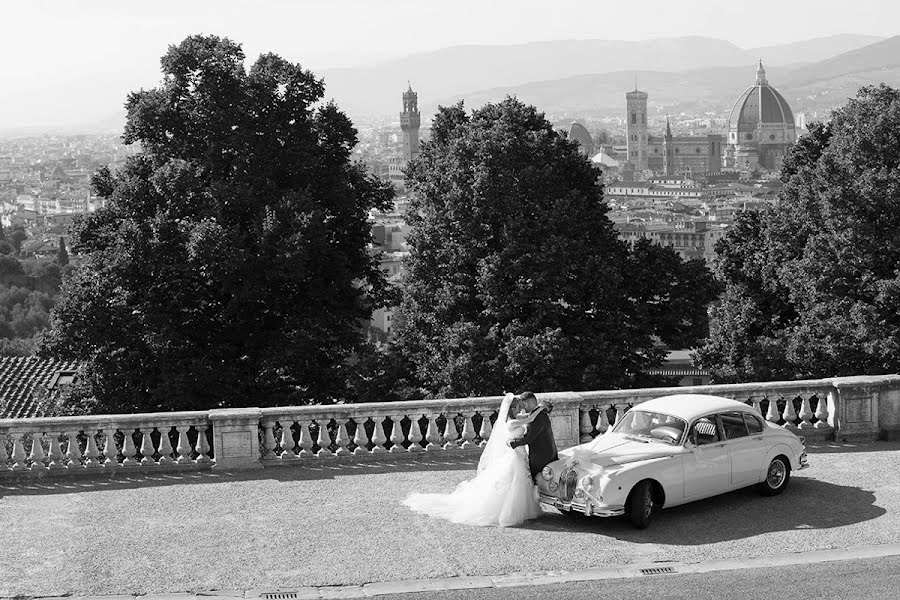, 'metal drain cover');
640,566,676,575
